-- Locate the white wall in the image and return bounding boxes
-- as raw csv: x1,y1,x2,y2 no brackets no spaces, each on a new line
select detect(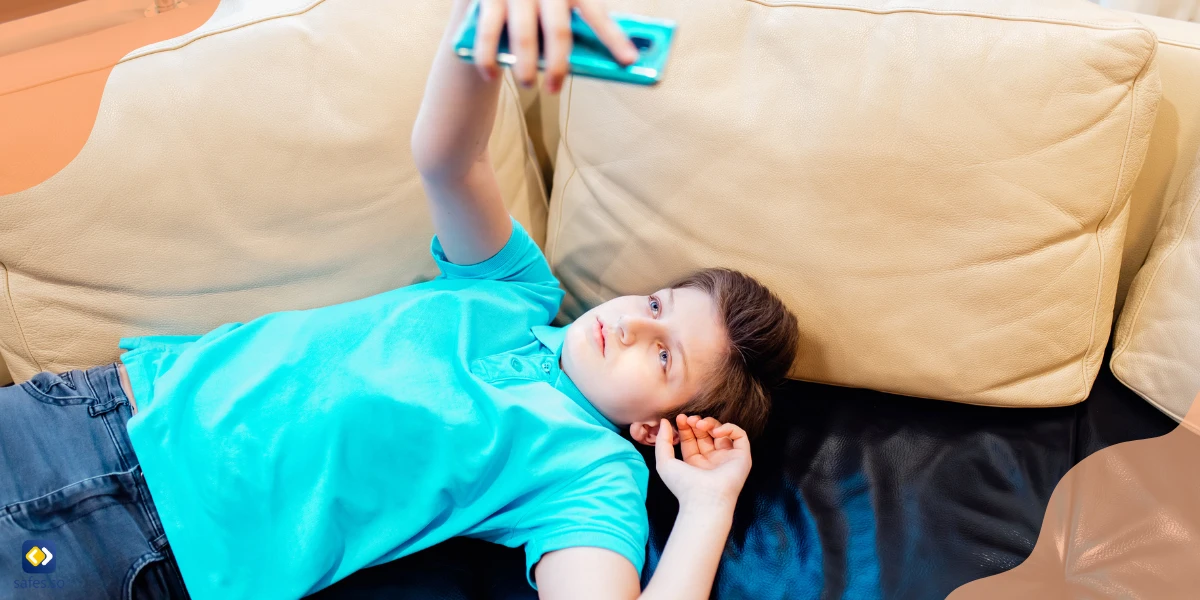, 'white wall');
1095,0,1200,22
